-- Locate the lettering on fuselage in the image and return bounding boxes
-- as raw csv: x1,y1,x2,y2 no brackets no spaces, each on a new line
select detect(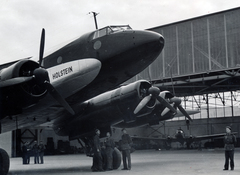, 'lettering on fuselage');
52,66,73,80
